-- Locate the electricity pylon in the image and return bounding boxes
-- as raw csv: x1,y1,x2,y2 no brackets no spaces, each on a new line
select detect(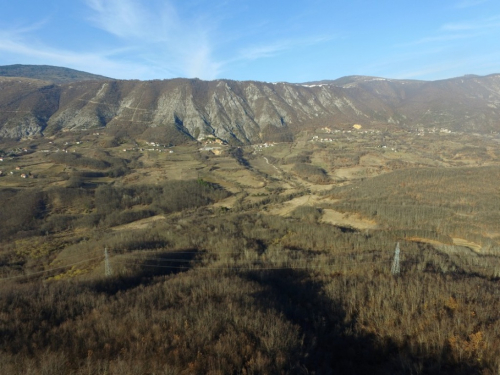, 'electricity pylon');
391,242,400,275
105,248,112,277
